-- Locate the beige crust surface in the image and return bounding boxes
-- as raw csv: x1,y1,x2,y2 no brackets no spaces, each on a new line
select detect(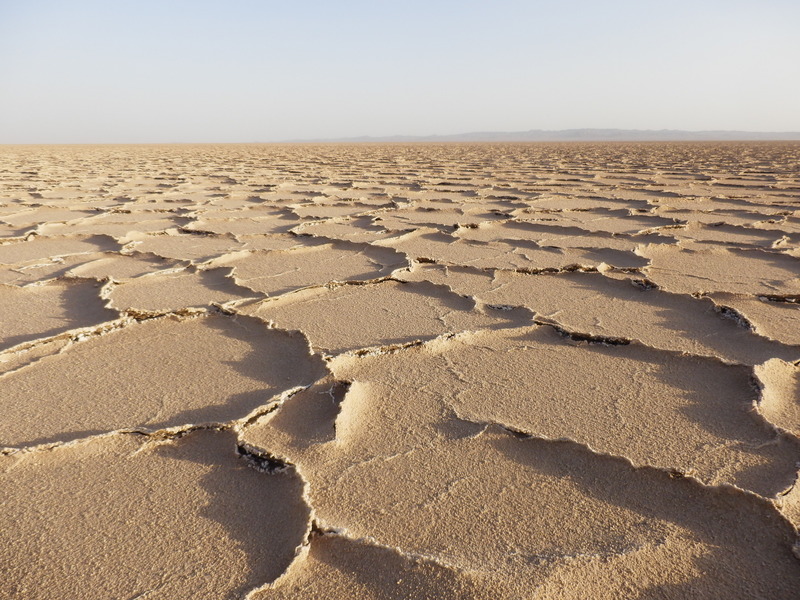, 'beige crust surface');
0,429,310,600
1,143,799,599
0,313,326,447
